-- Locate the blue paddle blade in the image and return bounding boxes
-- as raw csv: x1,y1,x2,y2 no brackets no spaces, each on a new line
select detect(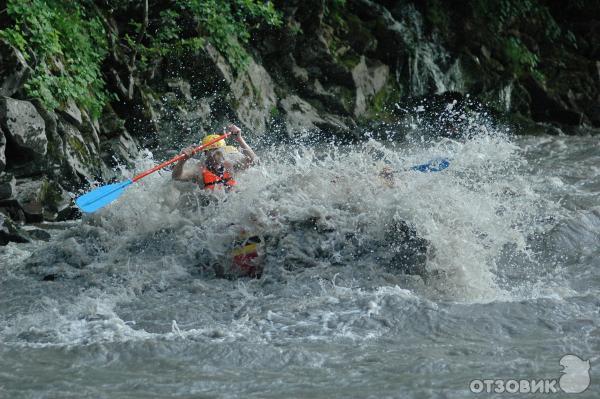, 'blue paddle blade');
411,158,450,173
75,180,133,213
